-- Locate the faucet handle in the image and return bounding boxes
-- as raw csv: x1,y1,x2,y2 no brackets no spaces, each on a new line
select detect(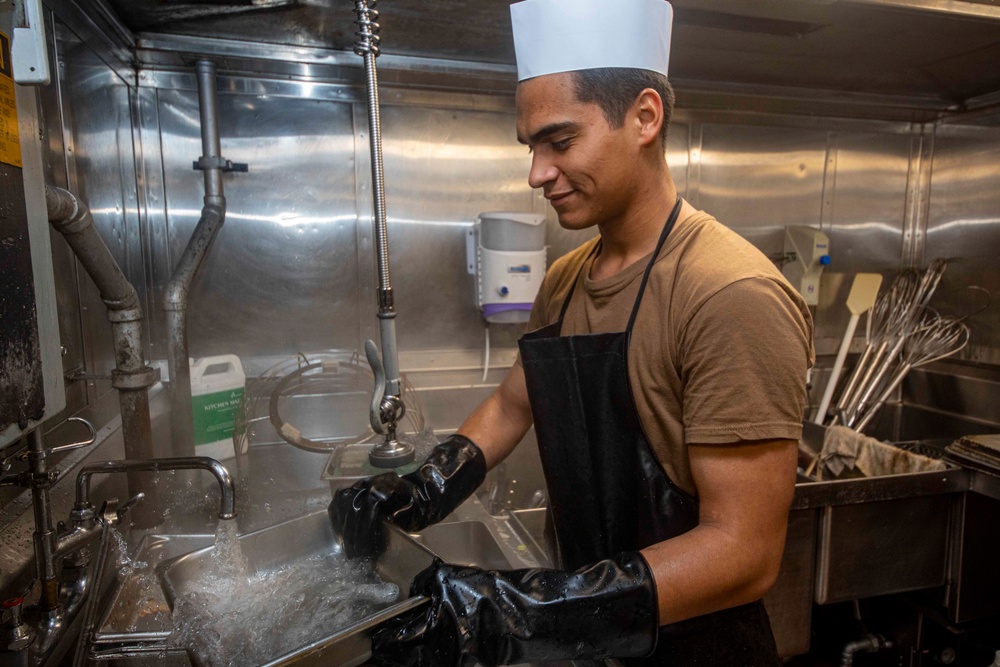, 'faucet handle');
96,499,120,527
365,339,388,435
47,418,97,454
0,453,21,487
1,598,35,650
117,493,145,522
